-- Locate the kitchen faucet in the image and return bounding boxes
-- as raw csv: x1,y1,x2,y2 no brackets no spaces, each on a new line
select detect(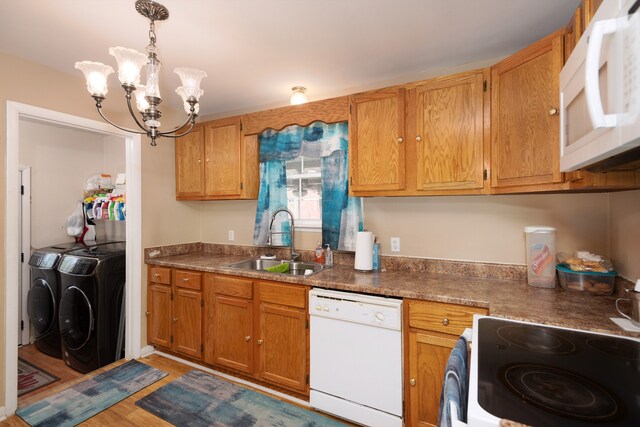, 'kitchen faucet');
268,208,300,261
